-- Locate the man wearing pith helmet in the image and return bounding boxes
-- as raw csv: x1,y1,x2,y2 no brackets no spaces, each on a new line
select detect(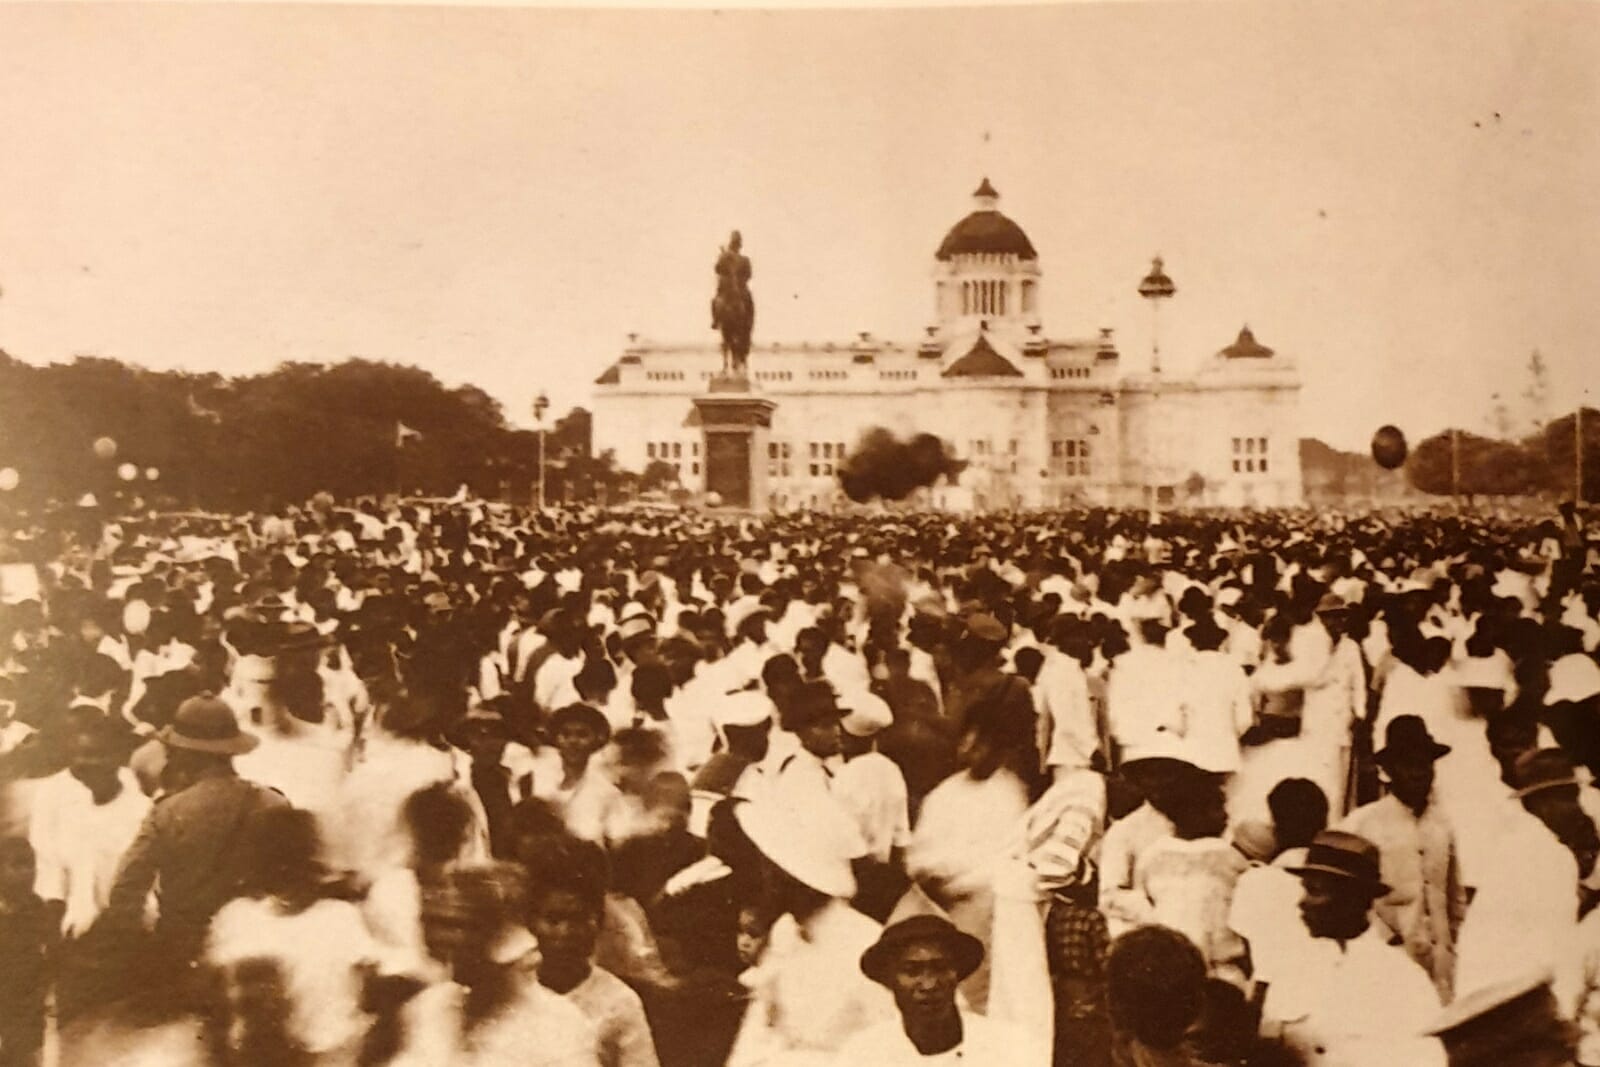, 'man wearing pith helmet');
101,693,288,974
